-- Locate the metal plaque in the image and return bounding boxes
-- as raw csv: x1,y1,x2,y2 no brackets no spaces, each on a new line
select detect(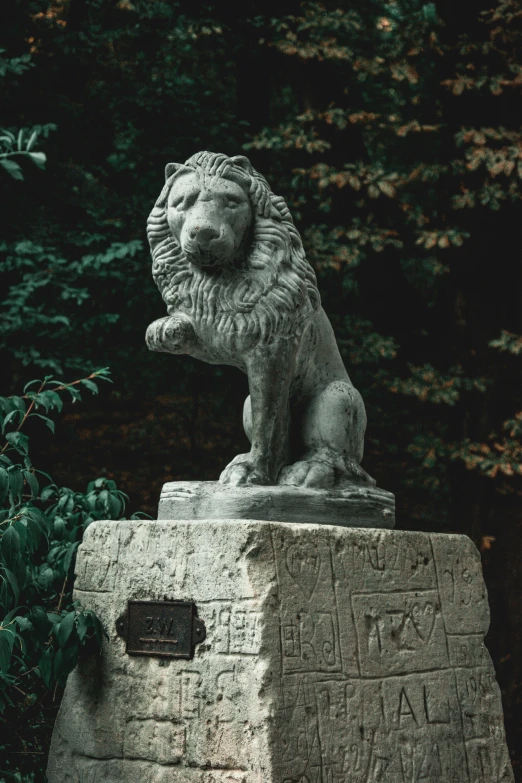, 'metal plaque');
121,600,206,660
